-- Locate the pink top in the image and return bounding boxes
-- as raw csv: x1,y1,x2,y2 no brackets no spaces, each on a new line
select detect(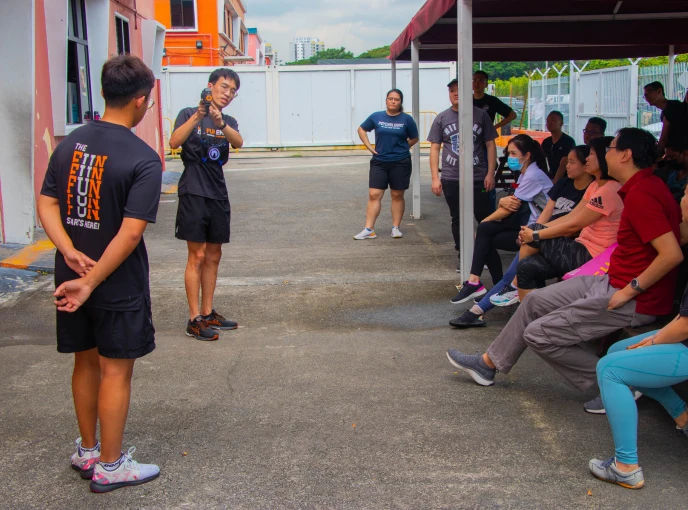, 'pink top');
575,180,624,257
